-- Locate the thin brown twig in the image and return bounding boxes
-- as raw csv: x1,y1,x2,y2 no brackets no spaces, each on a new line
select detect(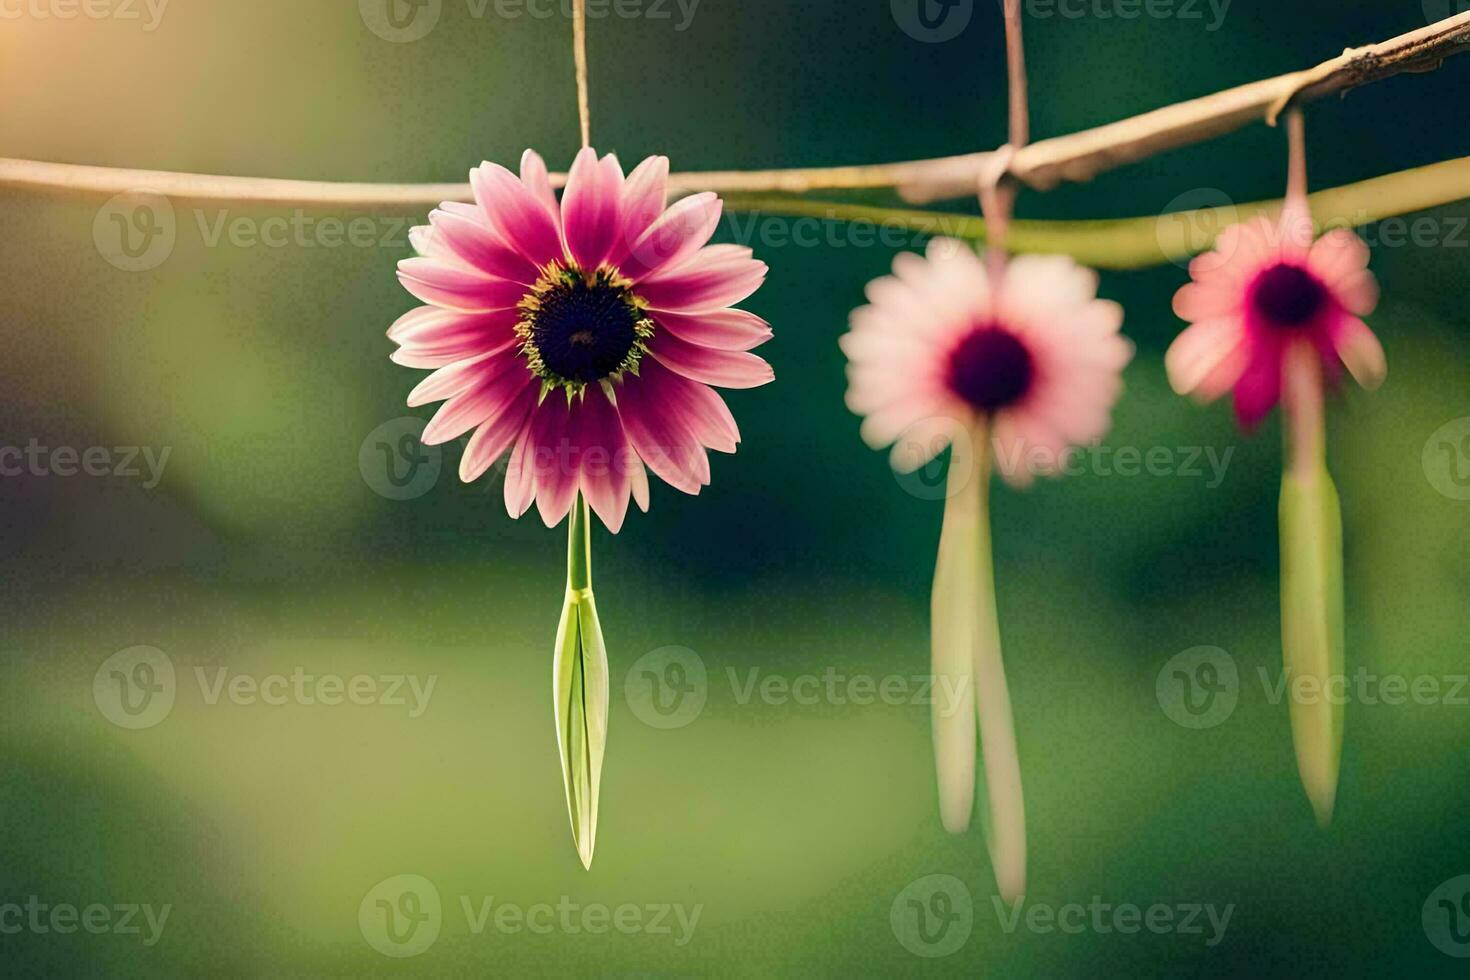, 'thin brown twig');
573,0,591,149
982,0,1029,279
0,13,1466,208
